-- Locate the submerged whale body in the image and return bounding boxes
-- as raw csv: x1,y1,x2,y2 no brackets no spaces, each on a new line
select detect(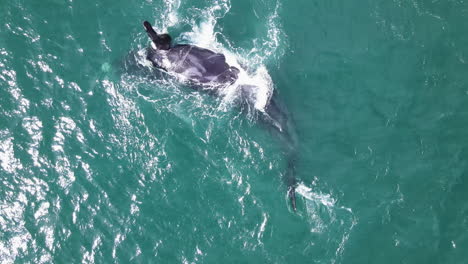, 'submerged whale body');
141,21,297,210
